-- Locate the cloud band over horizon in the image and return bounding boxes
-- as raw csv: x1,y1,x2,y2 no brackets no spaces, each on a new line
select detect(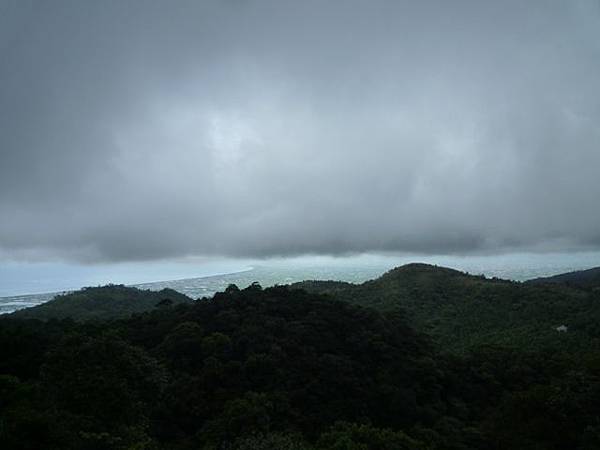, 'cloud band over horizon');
1,0,599,263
